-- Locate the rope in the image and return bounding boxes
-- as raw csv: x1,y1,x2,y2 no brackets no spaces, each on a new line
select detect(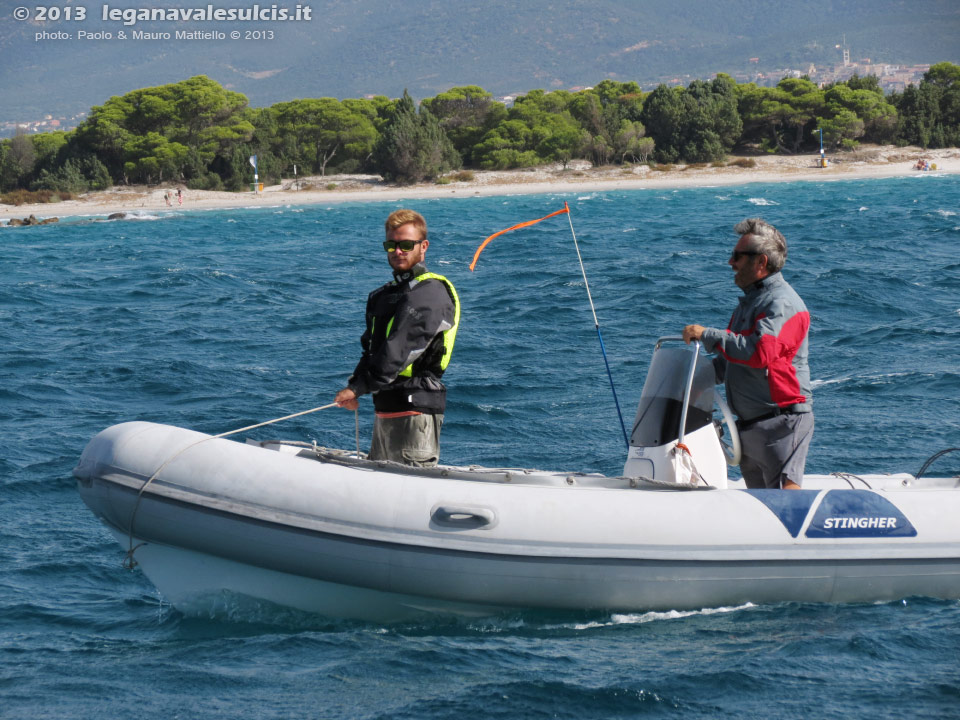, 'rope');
674,442,708,487
355,408,360,458
123,401,339,569
916,448,960,480
830,471,872,489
